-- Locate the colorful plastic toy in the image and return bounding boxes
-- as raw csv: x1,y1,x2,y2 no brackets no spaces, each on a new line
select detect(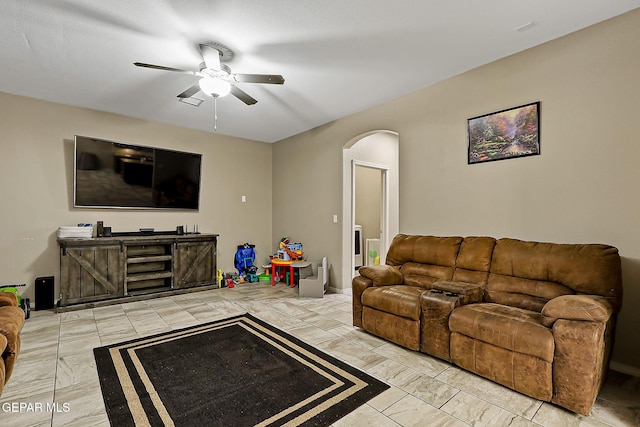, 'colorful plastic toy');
278,237,304,261
235,243,259,283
